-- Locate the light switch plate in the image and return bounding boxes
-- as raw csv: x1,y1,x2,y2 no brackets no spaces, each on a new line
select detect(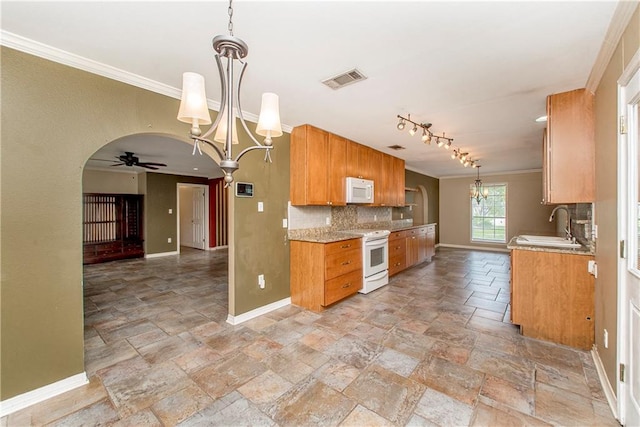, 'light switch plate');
258,202,264,212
